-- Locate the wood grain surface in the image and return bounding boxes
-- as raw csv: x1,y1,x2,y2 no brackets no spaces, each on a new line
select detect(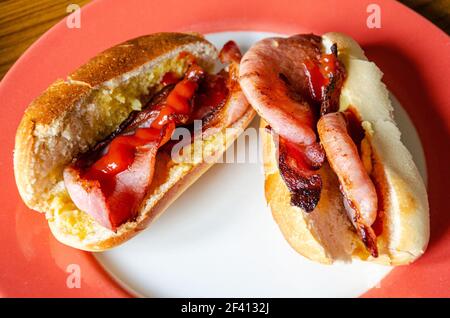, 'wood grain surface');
0,0,89,79
0,0,448,80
